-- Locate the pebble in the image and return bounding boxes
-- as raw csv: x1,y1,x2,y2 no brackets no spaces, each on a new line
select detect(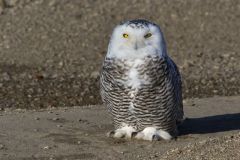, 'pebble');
196,52,203,57
78,119,88,123
51,73,58,79
213,90,218,93
0,144,4,150
43,146,51,150
58,61,64,67
33,129,39,132
34,117,40,120
89,95,94,99
150,154,158,158
222,53,230,58
2,72,10,81
52,117,59,121
56,124,62,128
90,71,99,79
